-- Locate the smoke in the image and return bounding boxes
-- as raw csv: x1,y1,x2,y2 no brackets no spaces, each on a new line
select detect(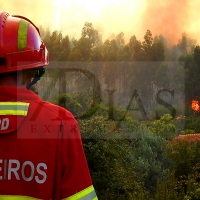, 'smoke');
1,0,200,46
1,0,55,28
141,0,197,46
